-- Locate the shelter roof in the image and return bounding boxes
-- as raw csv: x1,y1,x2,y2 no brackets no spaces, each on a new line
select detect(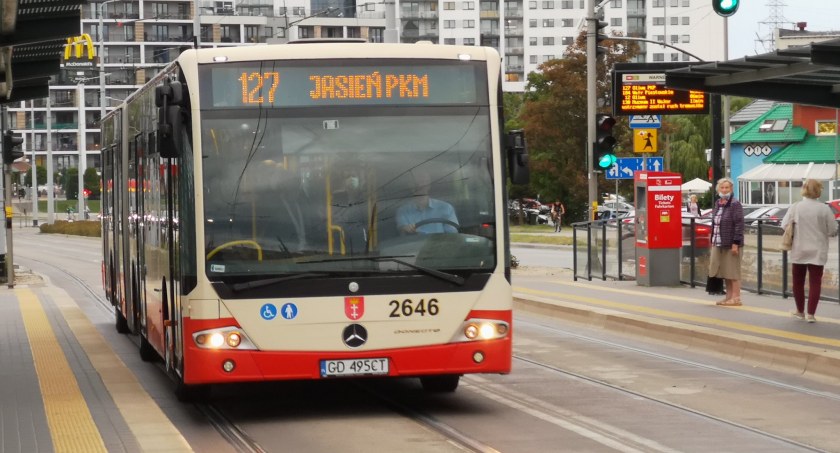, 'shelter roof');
666,38,840,108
